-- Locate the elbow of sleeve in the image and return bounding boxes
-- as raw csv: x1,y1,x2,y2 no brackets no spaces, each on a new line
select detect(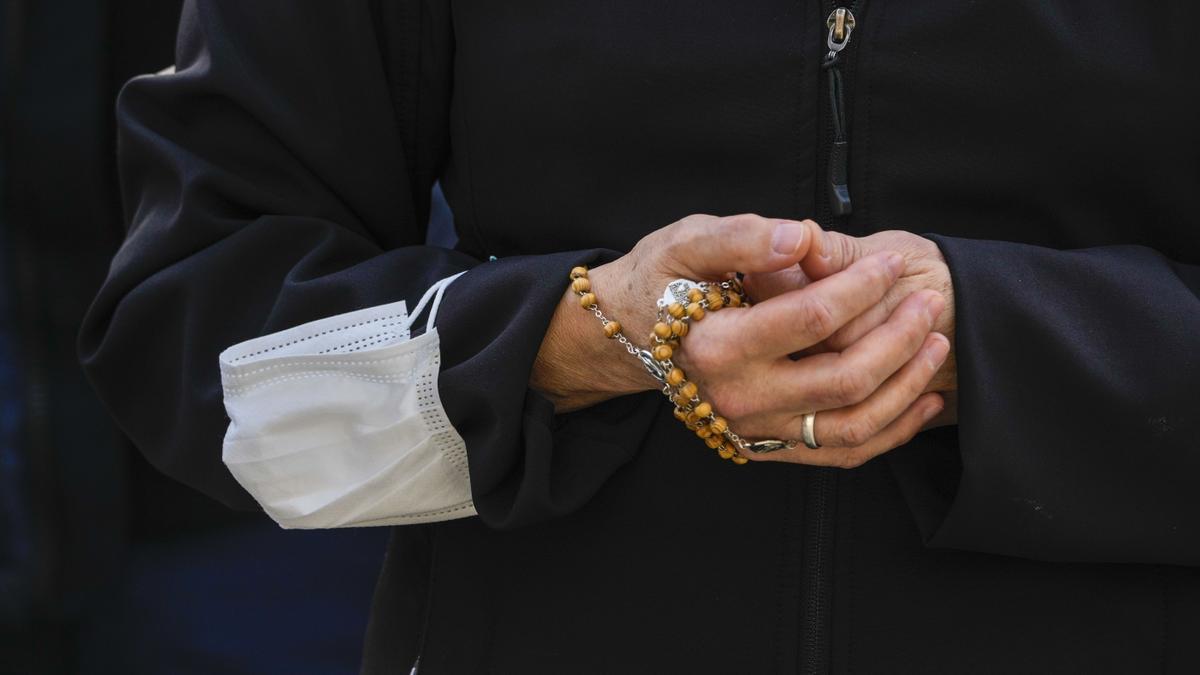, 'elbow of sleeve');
79,284,261,512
